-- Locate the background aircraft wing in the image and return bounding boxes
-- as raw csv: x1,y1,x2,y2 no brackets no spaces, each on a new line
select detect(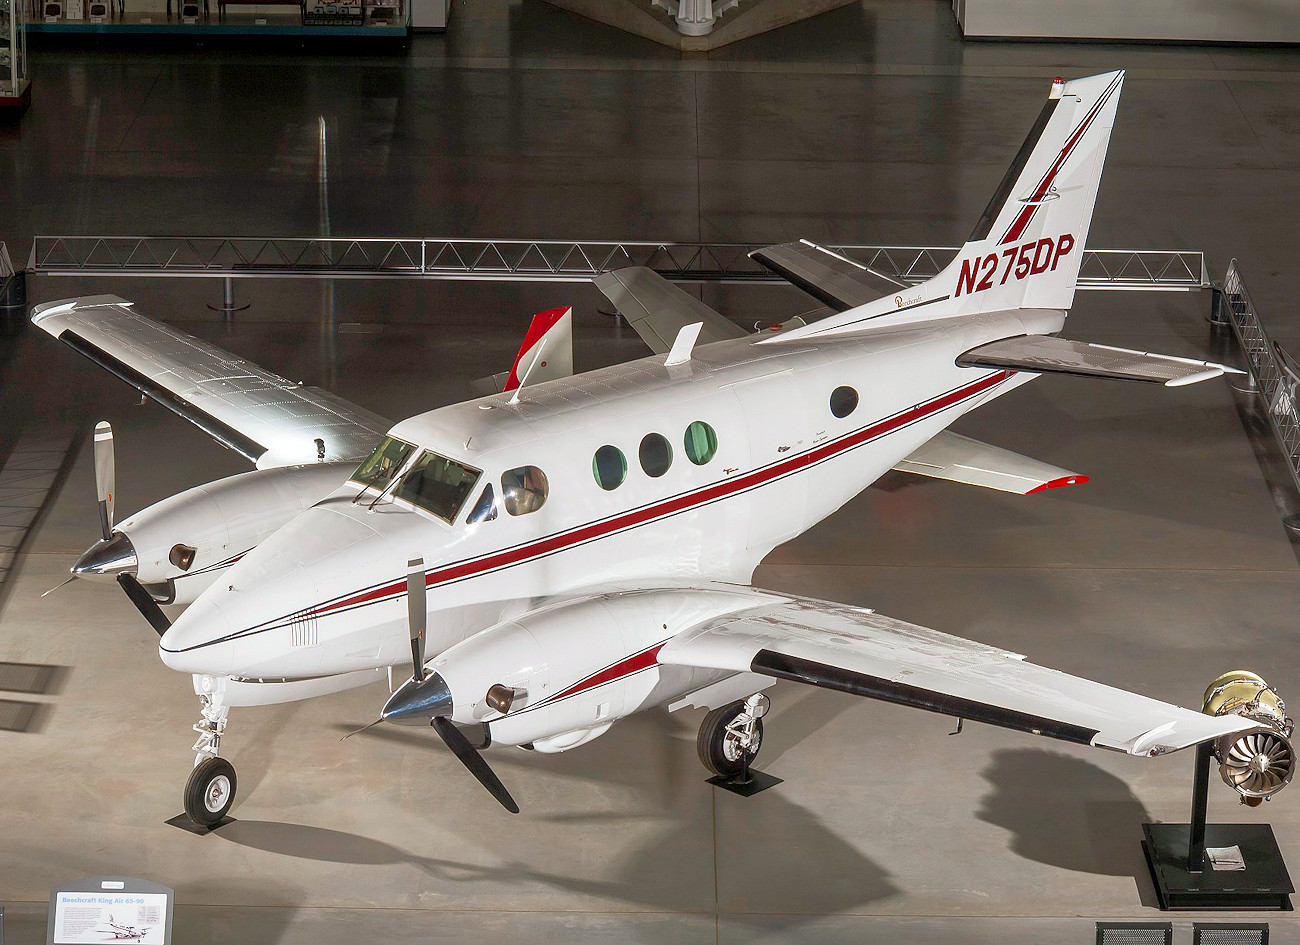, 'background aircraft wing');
32,295,390,468
658,593,1259,756
593,267,747,354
